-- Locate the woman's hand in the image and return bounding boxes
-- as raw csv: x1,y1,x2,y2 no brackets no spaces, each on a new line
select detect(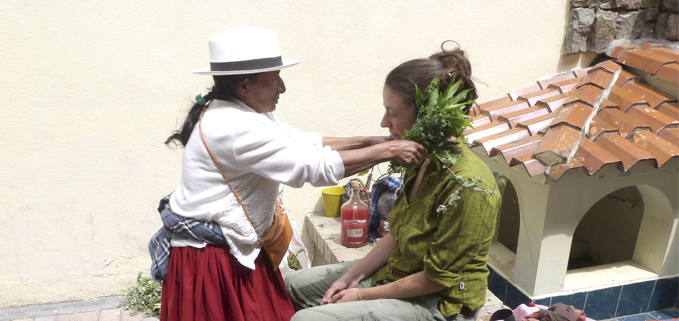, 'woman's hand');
386,140,428,167
320,274,359,305
324,288,362,304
